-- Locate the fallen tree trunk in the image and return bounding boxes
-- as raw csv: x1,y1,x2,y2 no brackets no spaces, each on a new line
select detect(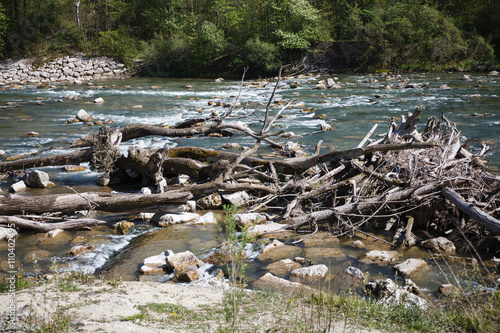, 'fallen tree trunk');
0,149,93,172
0,216,104,232
441,187,500,235
0,191,193,215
